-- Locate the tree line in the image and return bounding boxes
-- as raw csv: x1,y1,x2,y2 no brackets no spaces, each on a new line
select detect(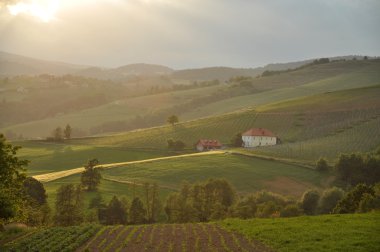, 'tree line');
1,134,379,229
